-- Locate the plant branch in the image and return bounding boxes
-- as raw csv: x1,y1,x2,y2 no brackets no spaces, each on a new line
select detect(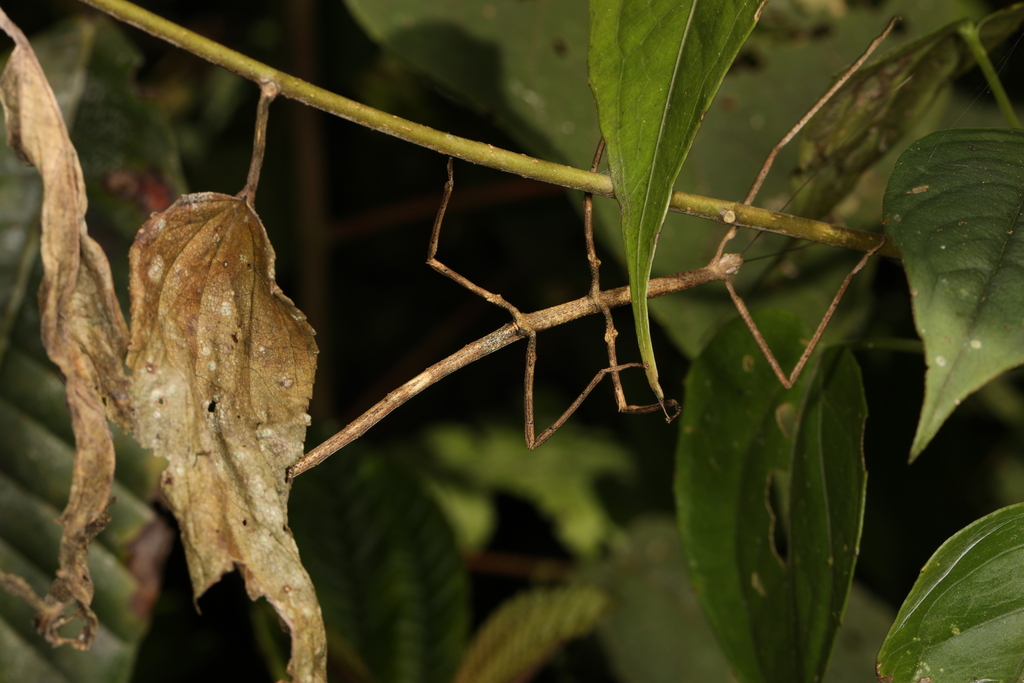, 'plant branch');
76,0,899,259
957,22,1022,130
289,261,735,478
